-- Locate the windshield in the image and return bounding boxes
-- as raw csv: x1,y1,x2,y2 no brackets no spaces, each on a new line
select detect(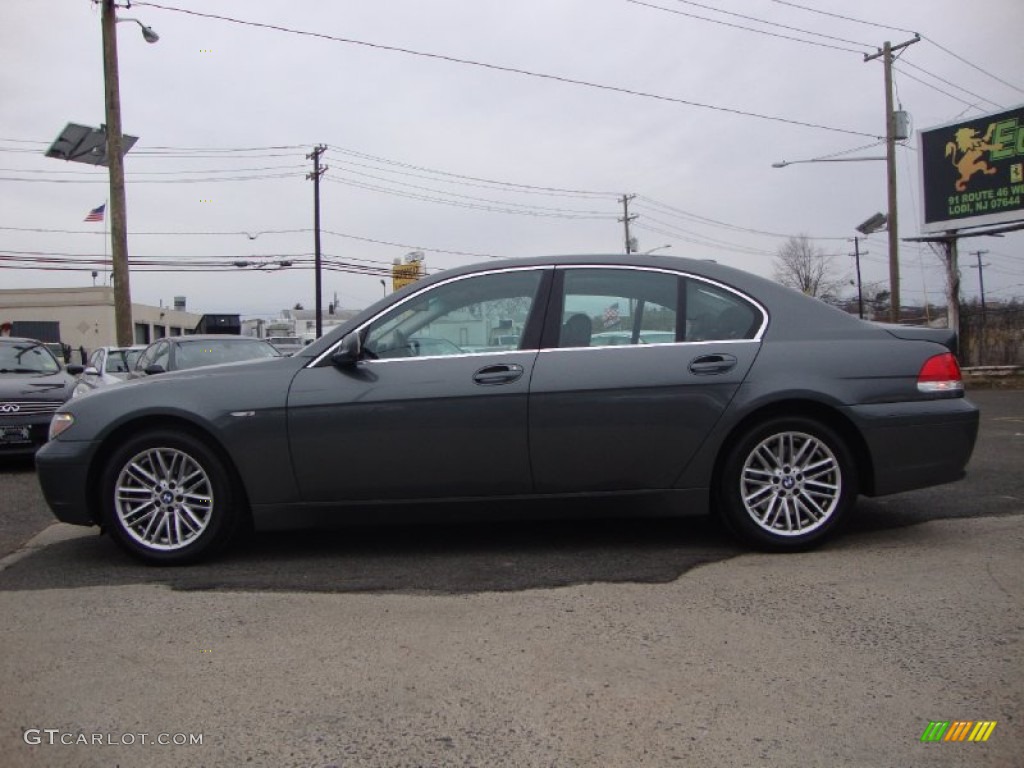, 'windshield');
0,341,61,374
174,339,280,370
108,348,144,374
